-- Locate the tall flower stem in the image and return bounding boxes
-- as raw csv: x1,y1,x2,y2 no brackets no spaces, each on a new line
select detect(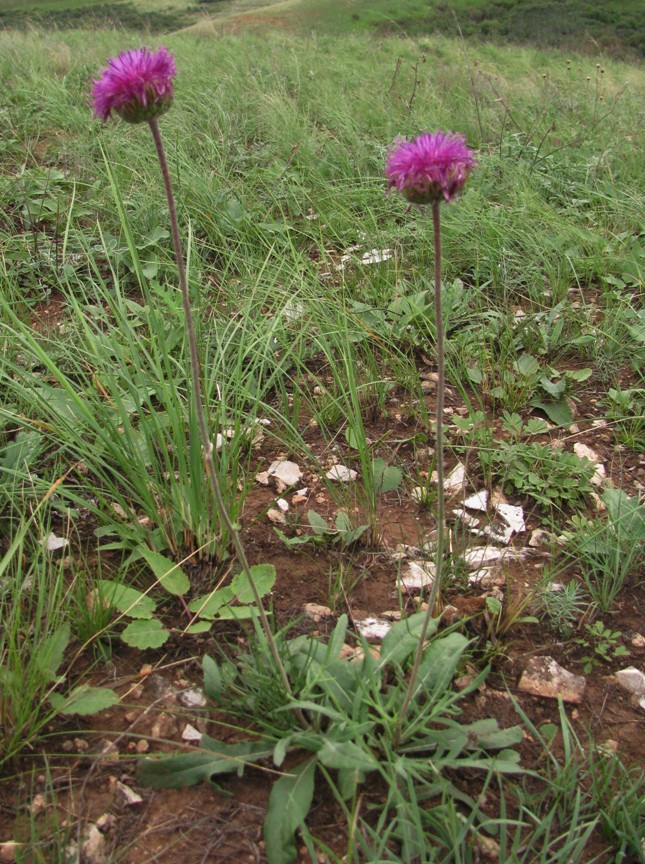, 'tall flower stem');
394,200,446,746
148,118,300,717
